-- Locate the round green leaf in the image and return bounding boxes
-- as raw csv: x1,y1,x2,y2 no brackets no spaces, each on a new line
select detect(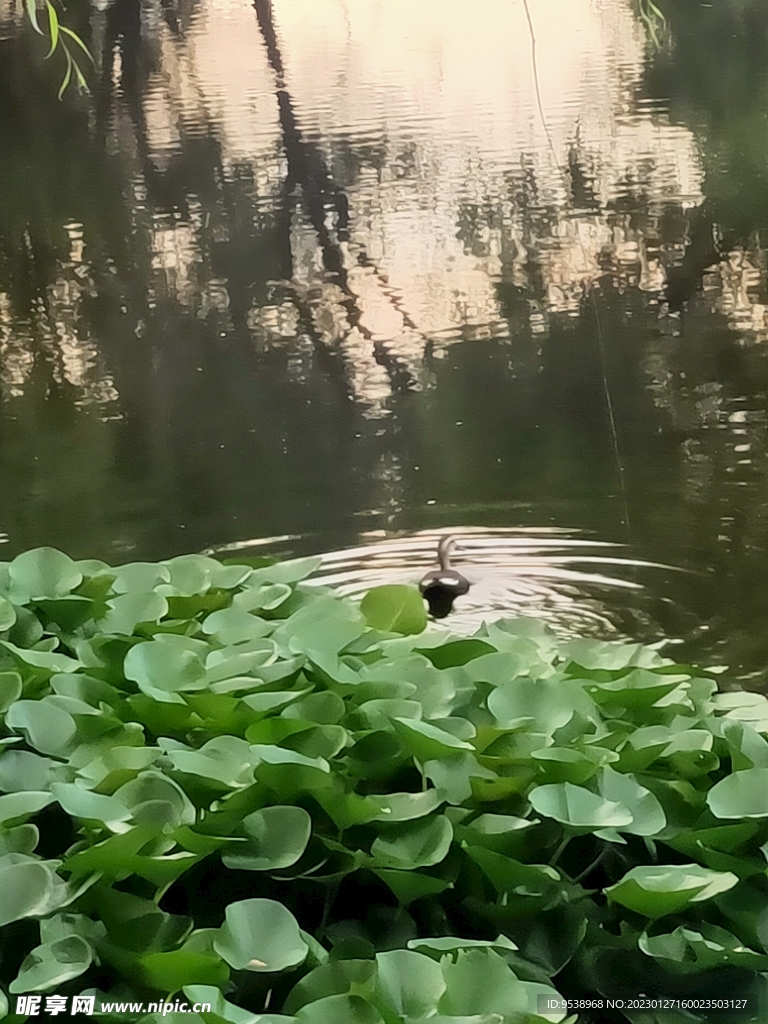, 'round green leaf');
598,766,666,836
51,783,130,824
0,672,22,713
361,586,427,636
202,607,269,645
183,985,268,1024
111,562,171,594
10,935,92,993
124,635,208,695
282,691,346,724
222,806,312,871
0,792,55,825
707,768,768,819
371,815,453,869
162,555,217,596
606,864,739,918
391,717,473,761
113,772,196,828
487,677,595,733
369,790,444,822
376,949,445,1019
254,557,321,584
99,592,169,636
8,548,82,601
234,584,292,613
213,898,308,972
0,597,16,633
0,861,55,926
529,782,633,830
5,700,76,756
139,948,229,992
296,995,383,1024
439,948,528,1018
